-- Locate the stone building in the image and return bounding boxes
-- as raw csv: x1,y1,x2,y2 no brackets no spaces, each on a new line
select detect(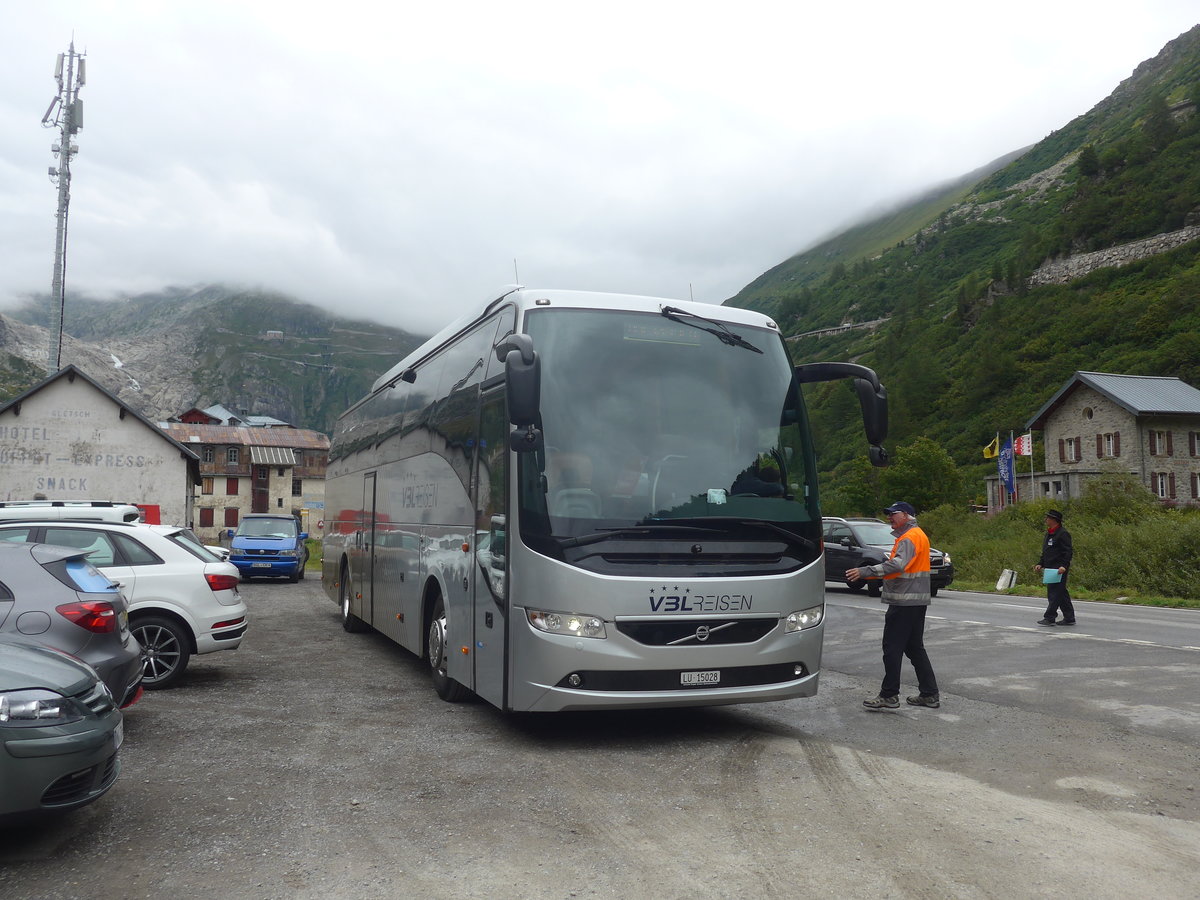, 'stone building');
0,366,200,525
985,371,1200,509
158,417,330,543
